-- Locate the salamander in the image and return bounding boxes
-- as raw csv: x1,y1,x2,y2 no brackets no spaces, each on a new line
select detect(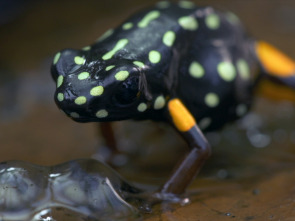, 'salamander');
51,1,295,195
